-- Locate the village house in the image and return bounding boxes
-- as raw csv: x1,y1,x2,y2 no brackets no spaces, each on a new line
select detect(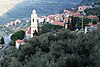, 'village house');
38,17,45,23
0,44,4,49
73,12,82,17
63,9,71,17
5,19,22,27
16,39,25,49
26,20,30,23
23,9,99,39
25,27,31,39
14,19,22,25
84,15,98,34
87,15,98,22
78,6,87,12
